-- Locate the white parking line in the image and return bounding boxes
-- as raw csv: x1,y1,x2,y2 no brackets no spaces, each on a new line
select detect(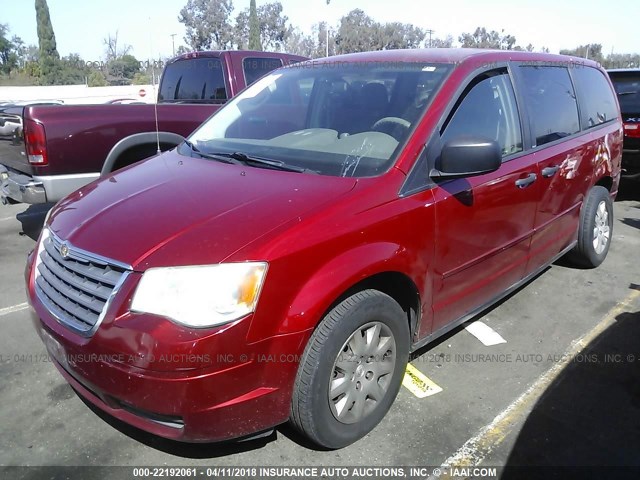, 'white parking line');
429,289,640,479
0,303,28,317
0,216,15,222
465,321,507,346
